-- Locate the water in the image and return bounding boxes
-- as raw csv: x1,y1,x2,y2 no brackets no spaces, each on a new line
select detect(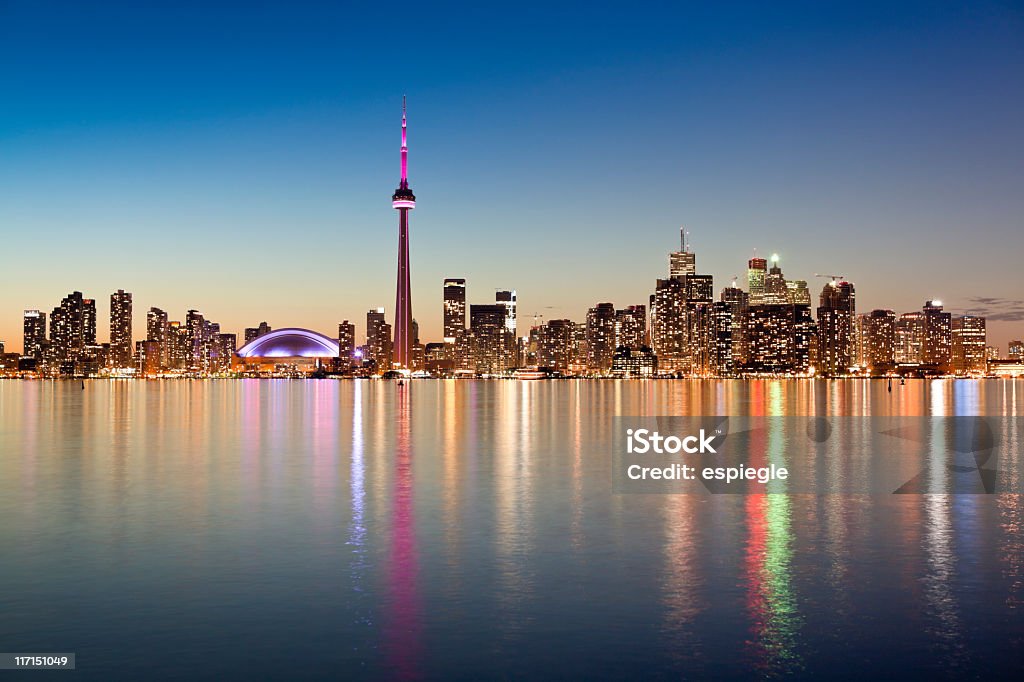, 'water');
1,379,1022,680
